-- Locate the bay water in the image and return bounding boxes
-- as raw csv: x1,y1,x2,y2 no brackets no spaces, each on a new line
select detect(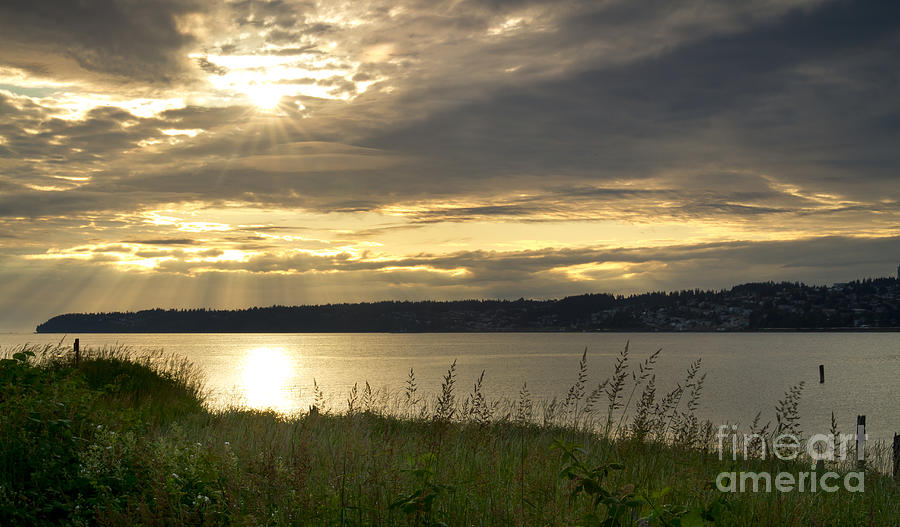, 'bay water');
2,332,897,441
